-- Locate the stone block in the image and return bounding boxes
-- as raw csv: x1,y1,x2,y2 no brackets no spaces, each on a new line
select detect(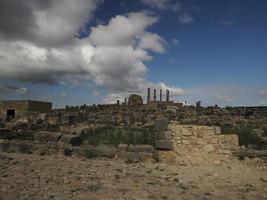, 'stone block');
0,128,13,139
181,128,192,136
155,139,174,150
182,140,190,145
196,139,207,145
60,134,81,146
34,131,62,143
128,145,155,153
154,118,169,131
155,131,168,139
202,144,214,153
0,140,35,154
218,134,239,150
